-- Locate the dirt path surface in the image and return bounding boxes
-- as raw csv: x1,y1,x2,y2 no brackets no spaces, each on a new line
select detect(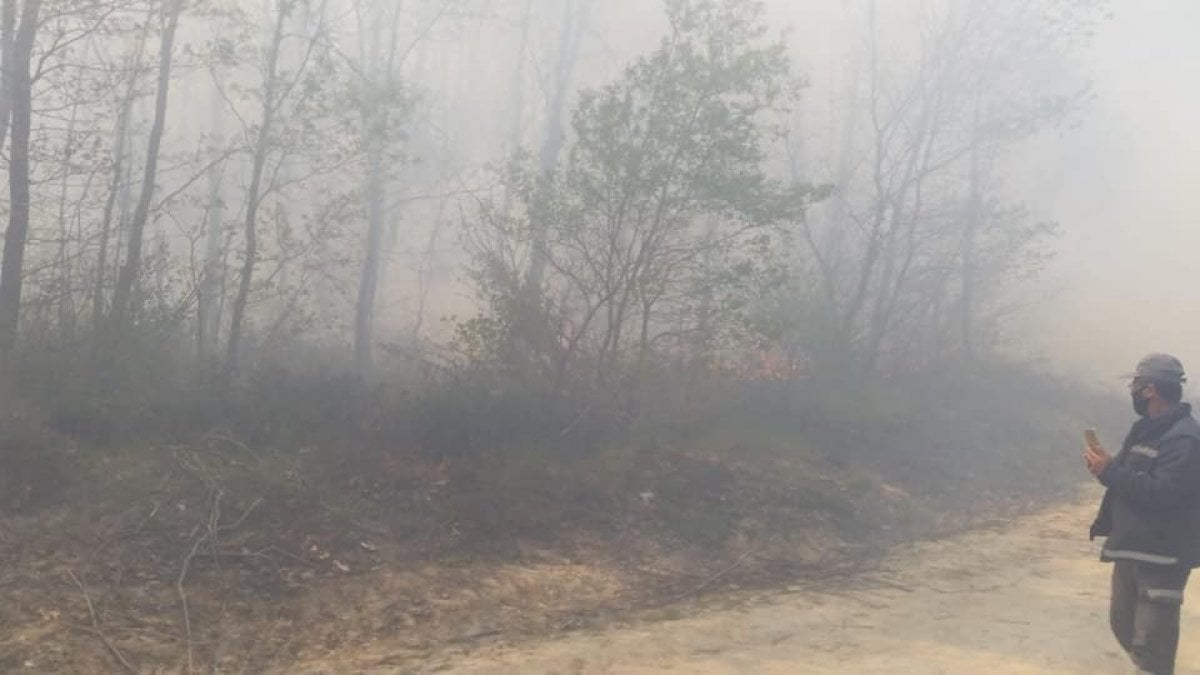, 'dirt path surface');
301,490,1200,674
